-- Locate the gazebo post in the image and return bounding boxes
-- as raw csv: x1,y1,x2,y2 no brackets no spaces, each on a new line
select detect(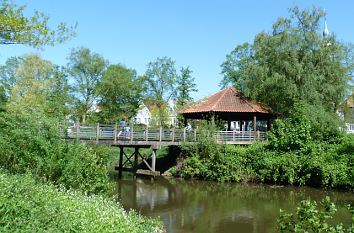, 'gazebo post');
210,113,216,127
267,119,271,131
253,116,257,132
227,121,231,131
183,117,188,127
253,116,257,140
240,120,243,131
